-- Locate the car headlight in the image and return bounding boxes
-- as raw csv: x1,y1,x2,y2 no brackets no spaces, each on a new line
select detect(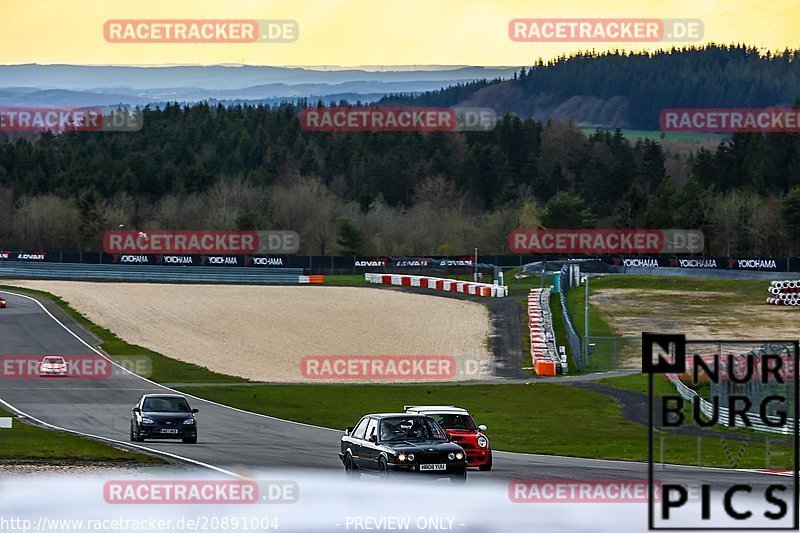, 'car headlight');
455,452,464,460
141,417,155,425
397,453,407,462
407,454,415,462
183,419,194,425
448,453,455,460
477,436,488,448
